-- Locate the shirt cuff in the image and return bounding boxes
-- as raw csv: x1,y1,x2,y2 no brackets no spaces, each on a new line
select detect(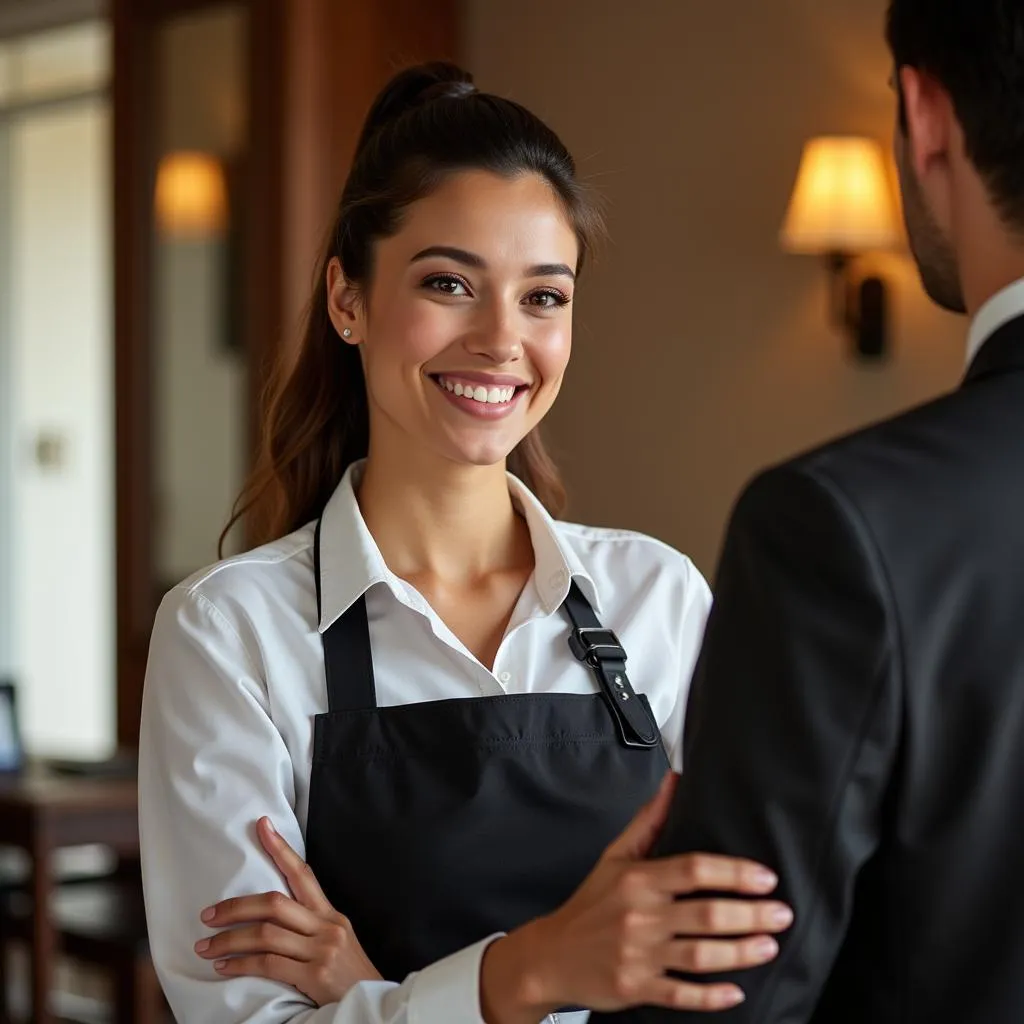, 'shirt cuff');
408,934,504,1024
